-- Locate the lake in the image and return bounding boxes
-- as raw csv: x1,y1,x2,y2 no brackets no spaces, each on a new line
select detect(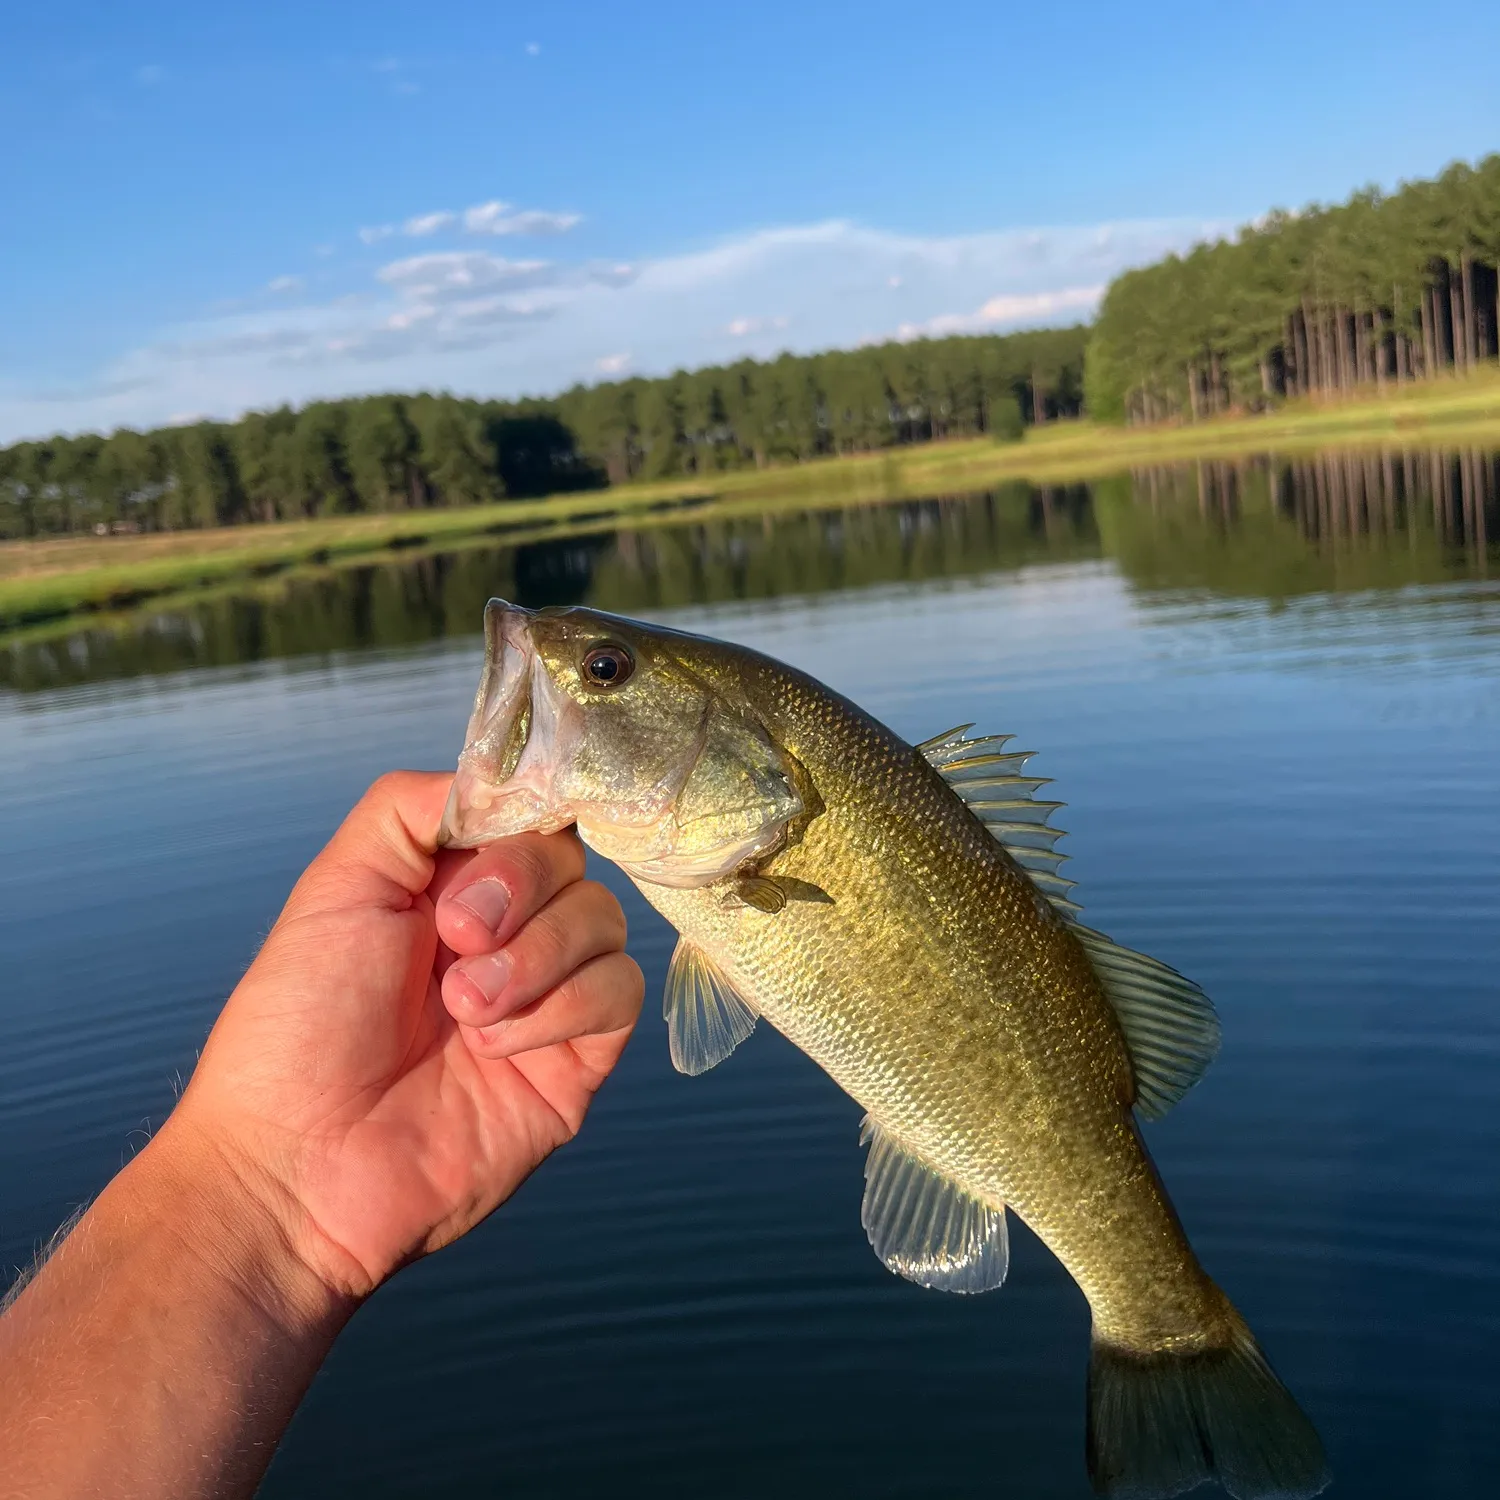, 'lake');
2,452,1497,1497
